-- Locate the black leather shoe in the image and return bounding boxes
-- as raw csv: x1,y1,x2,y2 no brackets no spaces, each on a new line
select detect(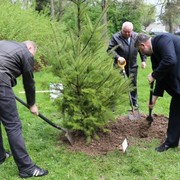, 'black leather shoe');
19,165,48,178
0,152,12,165
155,143,170,152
